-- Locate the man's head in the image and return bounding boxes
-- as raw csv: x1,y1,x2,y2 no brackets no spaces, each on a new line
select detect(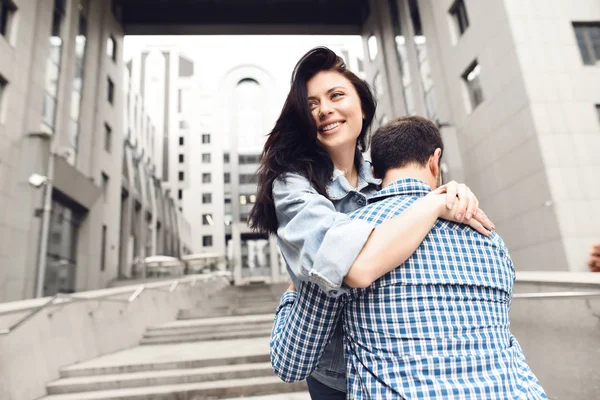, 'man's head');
371,116,444,189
